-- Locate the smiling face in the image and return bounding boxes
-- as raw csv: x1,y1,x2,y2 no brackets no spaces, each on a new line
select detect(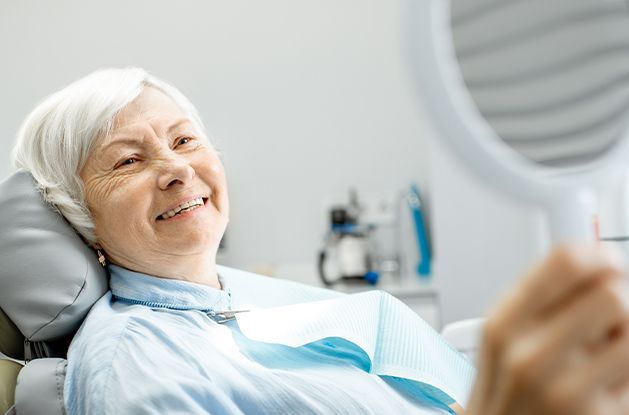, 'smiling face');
80,87,229,285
